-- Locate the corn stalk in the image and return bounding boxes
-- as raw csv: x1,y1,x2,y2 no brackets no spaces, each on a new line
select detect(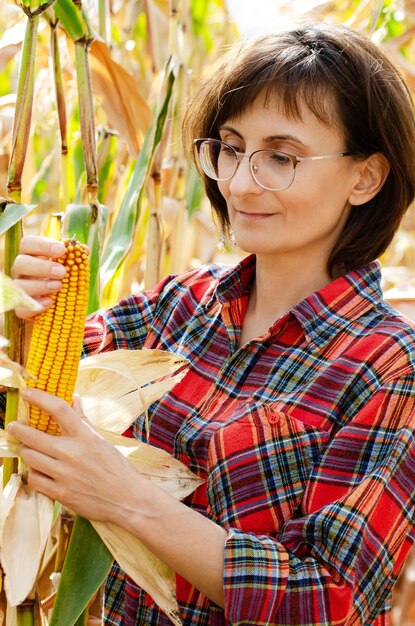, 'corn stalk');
2,3,61,624
48,11,69,210
4,4,43,486
144,0,182,288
